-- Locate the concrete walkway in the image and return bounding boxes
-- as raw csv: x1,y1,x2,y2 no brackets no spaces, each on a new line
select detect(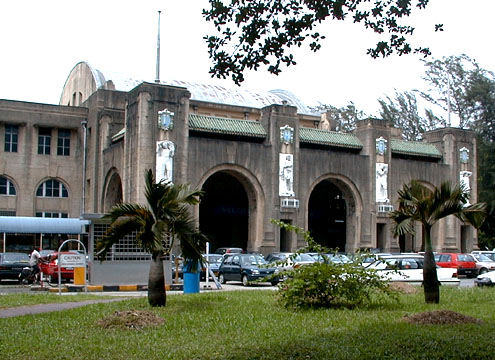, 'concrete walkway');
0,298,130,318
